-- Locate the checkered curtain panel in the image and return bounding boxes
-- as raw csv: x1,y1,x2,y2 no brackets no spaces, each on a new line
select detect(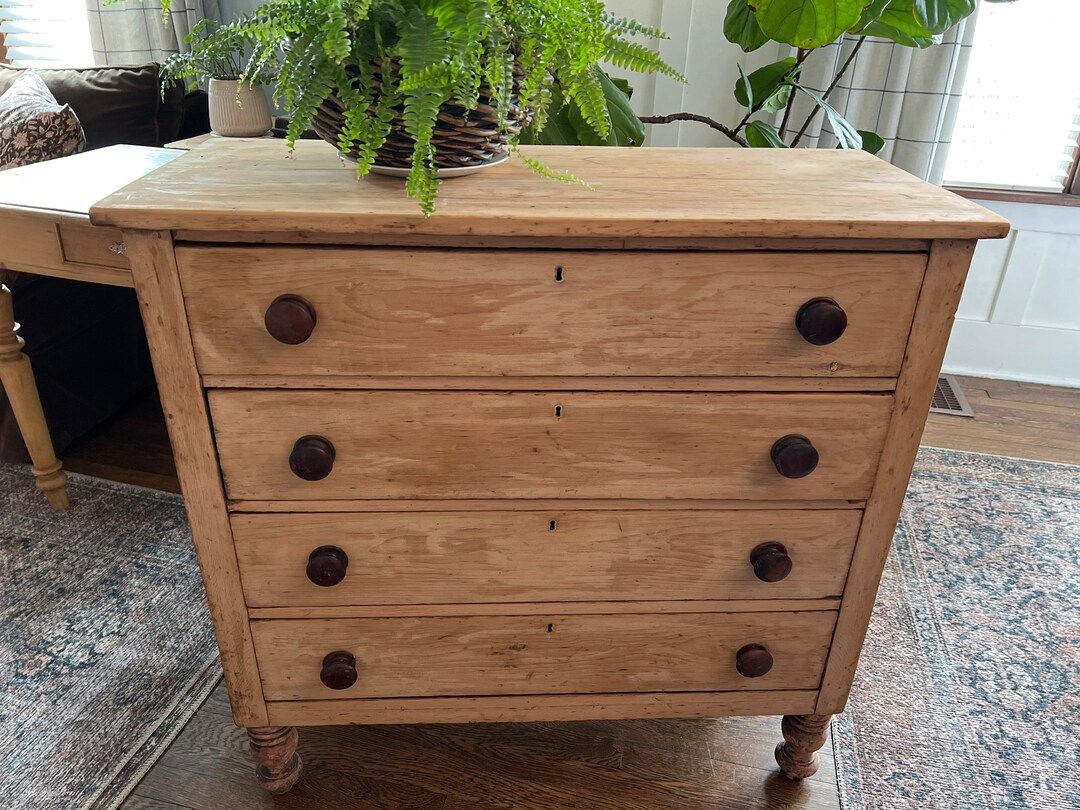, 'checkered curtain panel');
84,0,219,65
777,18,976,183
